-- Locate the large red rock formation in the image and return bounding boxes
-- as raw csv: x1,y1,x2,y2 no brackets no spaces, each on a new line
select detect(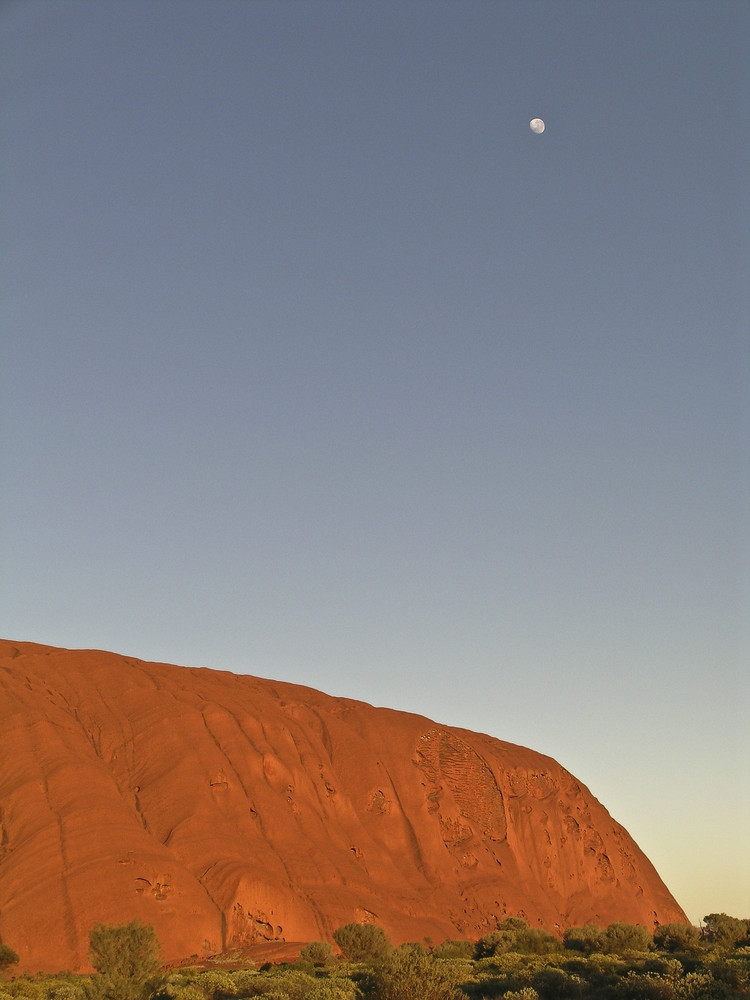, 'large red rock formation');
0,640,686,973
